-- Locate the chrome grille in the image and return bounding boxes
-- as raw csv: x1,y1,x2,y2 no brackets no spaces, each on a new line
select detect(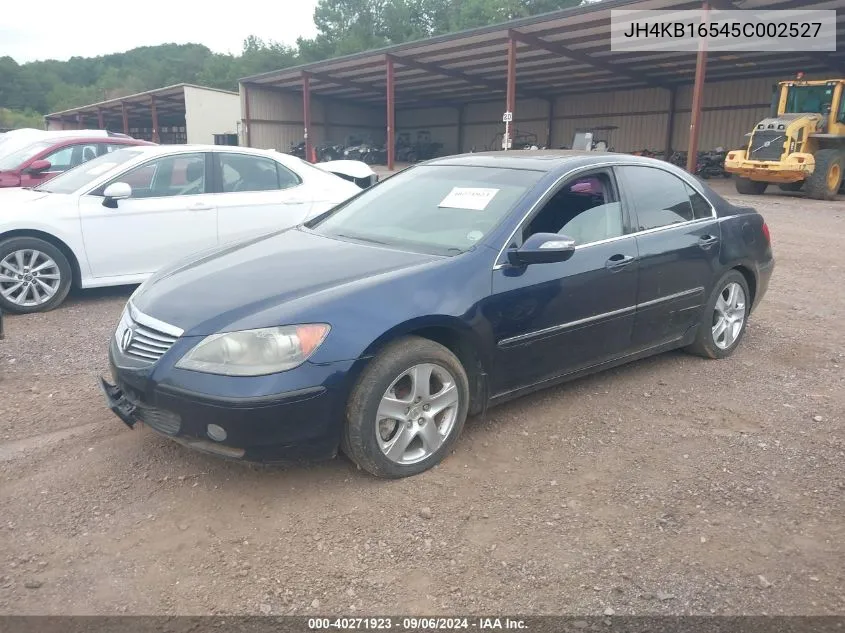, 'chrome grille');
115,302,183,364
749,130,786,161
